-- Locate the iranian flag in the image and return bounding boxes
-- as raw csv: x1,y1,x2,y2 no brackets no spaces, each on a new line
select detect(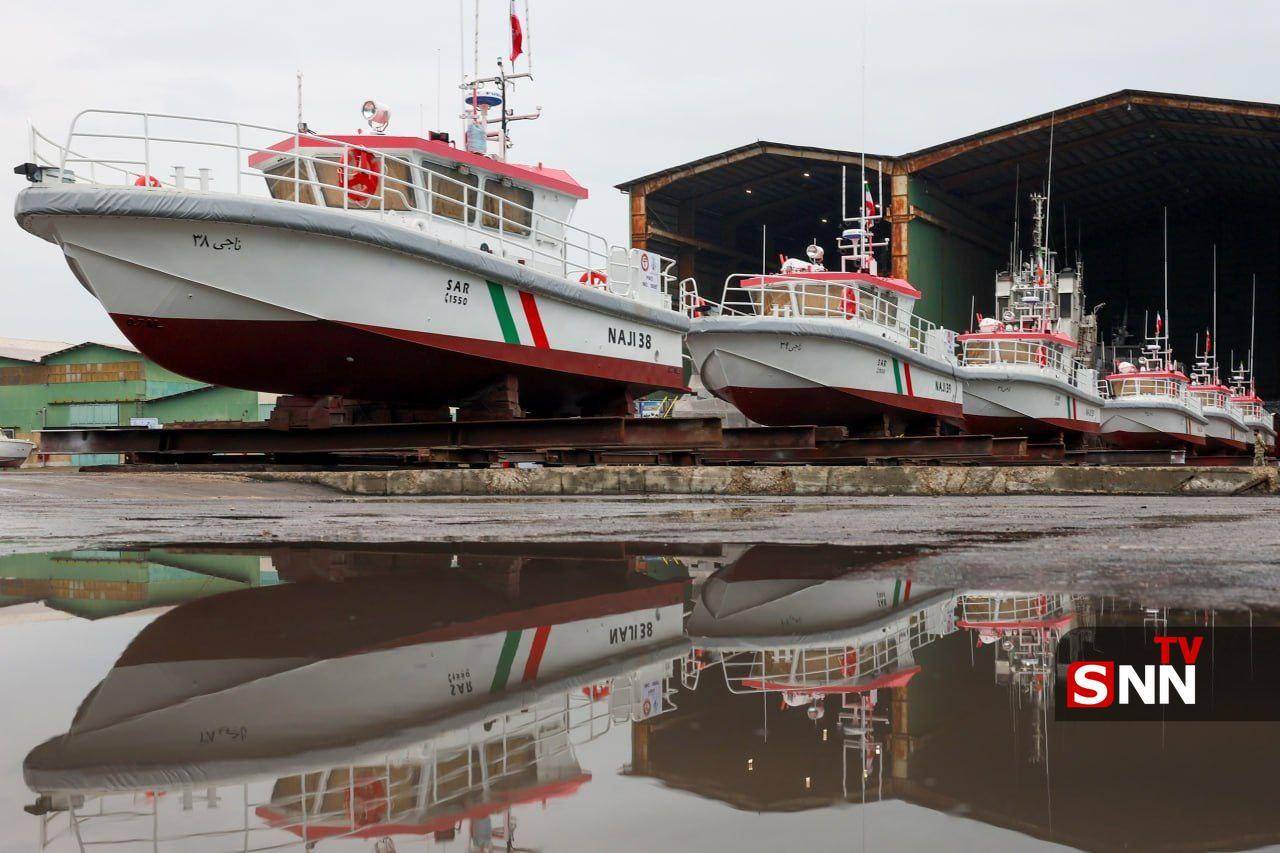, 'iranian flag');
509,1,524,63
863,180,877,219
